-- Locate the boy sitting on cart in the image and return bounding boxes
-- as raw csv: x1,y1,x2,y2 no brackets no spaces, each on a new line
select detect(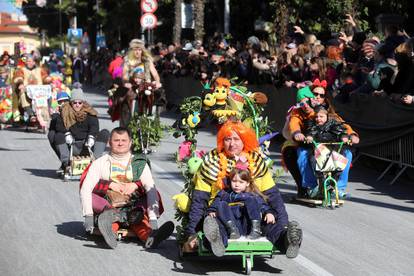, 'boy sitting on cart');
184,121,303,259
